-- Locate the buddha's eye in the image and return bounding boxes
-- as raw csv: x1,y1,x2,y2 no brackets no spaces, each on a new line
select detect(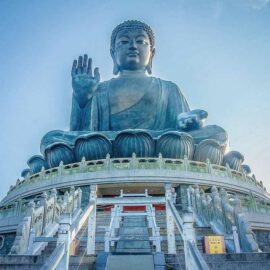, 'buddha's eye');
136,39,148,45
118,38,129,45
